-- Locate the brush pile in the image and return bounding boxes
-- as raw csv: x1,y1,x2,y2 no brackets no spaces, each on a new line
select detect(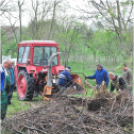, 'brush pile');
1,91,133,134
